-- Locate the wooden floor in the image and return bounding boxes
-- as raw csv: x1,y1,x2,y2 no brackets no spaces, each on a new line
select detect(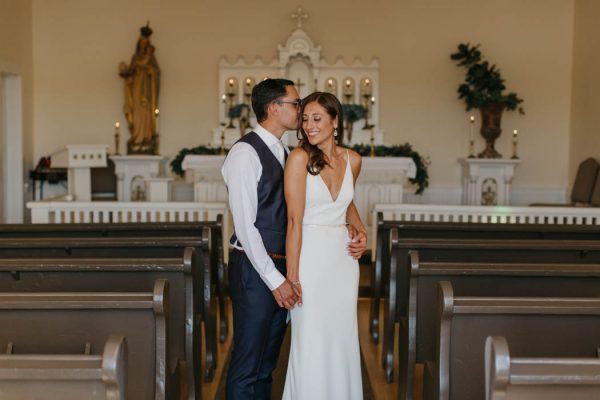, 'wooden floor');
200,298,418,400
